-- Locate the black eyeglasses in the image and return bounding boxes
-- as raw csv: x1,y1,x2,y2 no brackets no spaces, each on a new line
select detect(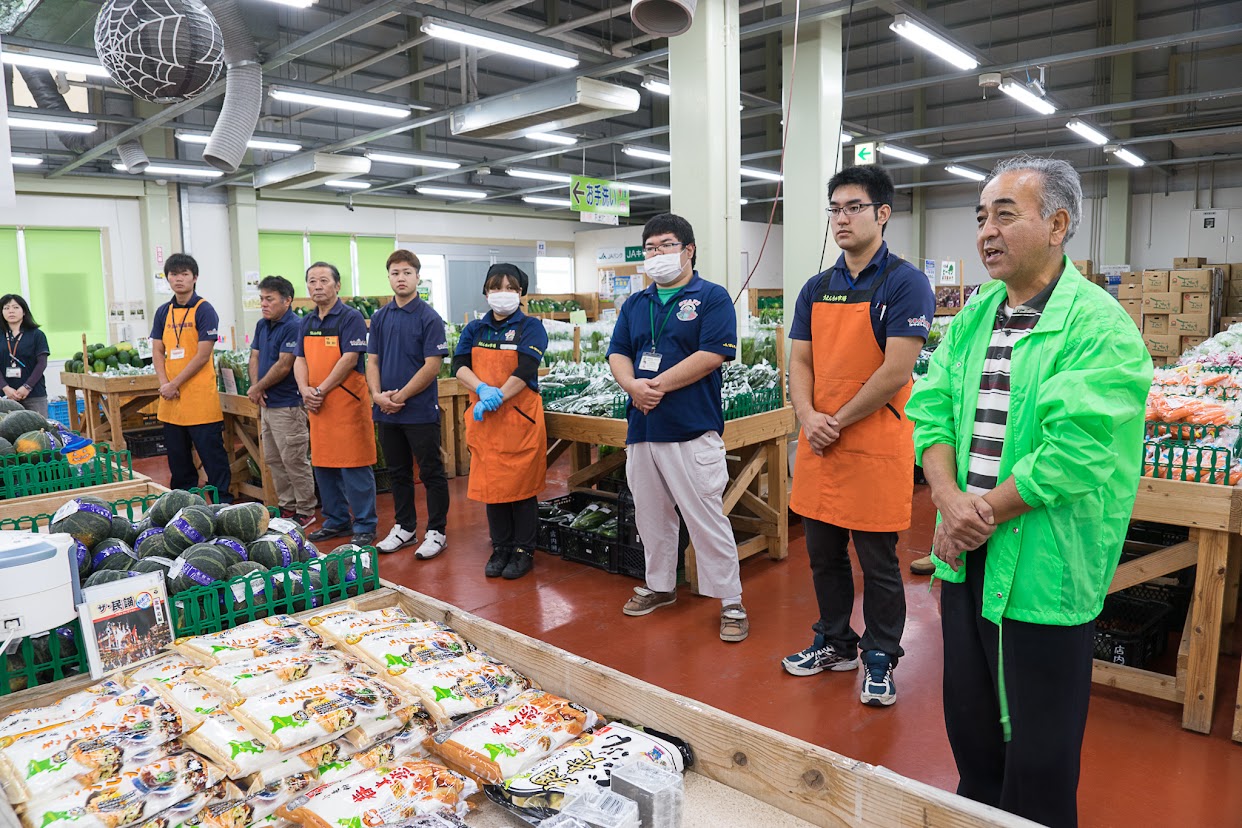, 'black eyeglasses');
642,241,685,255
827,203,882,217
